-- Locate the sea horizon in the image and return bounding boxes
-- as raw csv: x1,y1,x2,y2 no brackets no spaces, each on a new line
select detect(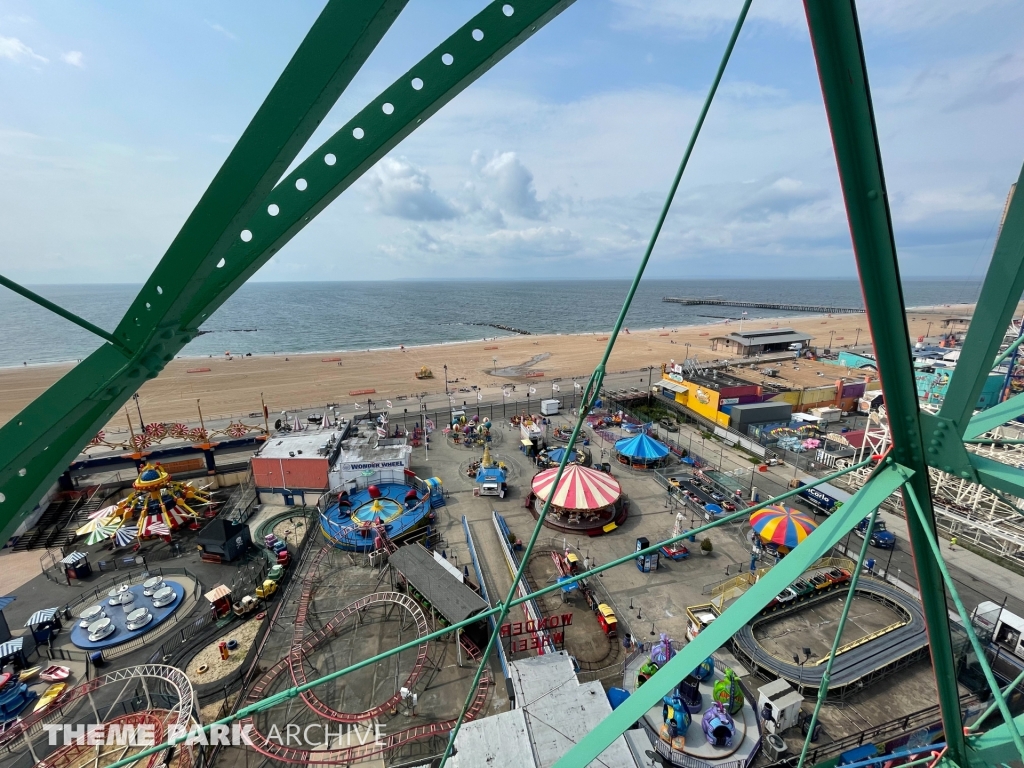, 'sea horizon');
0,278,982,368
